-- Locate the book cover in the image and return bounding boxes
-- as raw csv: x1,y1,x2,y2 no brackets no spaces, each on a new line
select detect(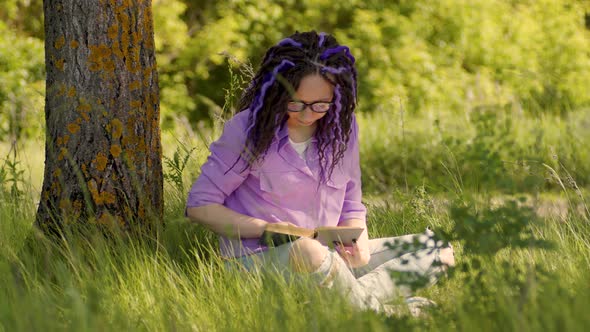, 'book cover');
259,223,364,247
